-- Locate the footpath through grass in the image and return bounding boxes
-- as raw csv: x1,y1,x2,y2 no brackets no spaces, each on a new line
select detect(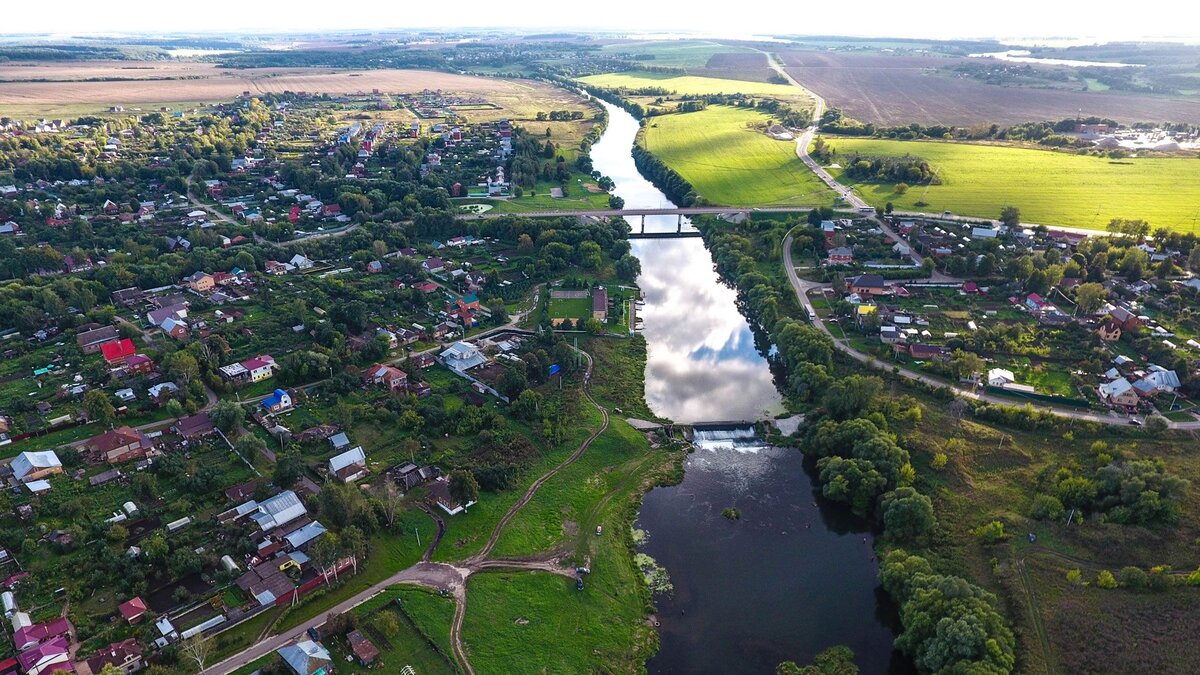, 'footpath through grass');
642,106,836,206
823,136,1200,233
